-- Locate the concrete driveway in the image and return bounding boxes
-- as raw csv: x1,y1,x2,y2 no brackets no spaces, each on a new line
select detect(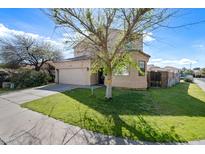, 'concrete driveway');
0,84,204,145
0,84,77,105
